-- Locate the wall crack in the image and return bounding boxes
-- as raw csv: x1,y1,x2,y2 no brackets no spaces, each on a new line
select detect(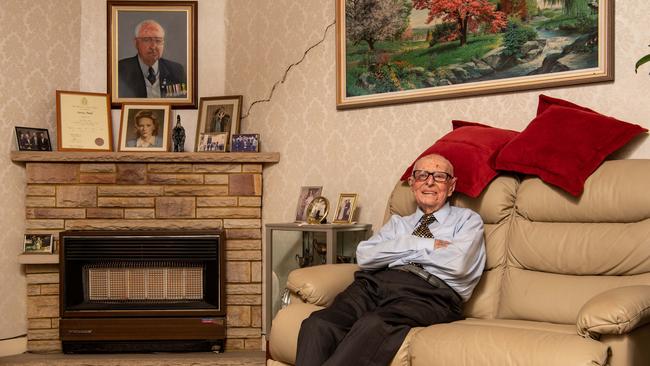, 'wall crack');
241,19,336,120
